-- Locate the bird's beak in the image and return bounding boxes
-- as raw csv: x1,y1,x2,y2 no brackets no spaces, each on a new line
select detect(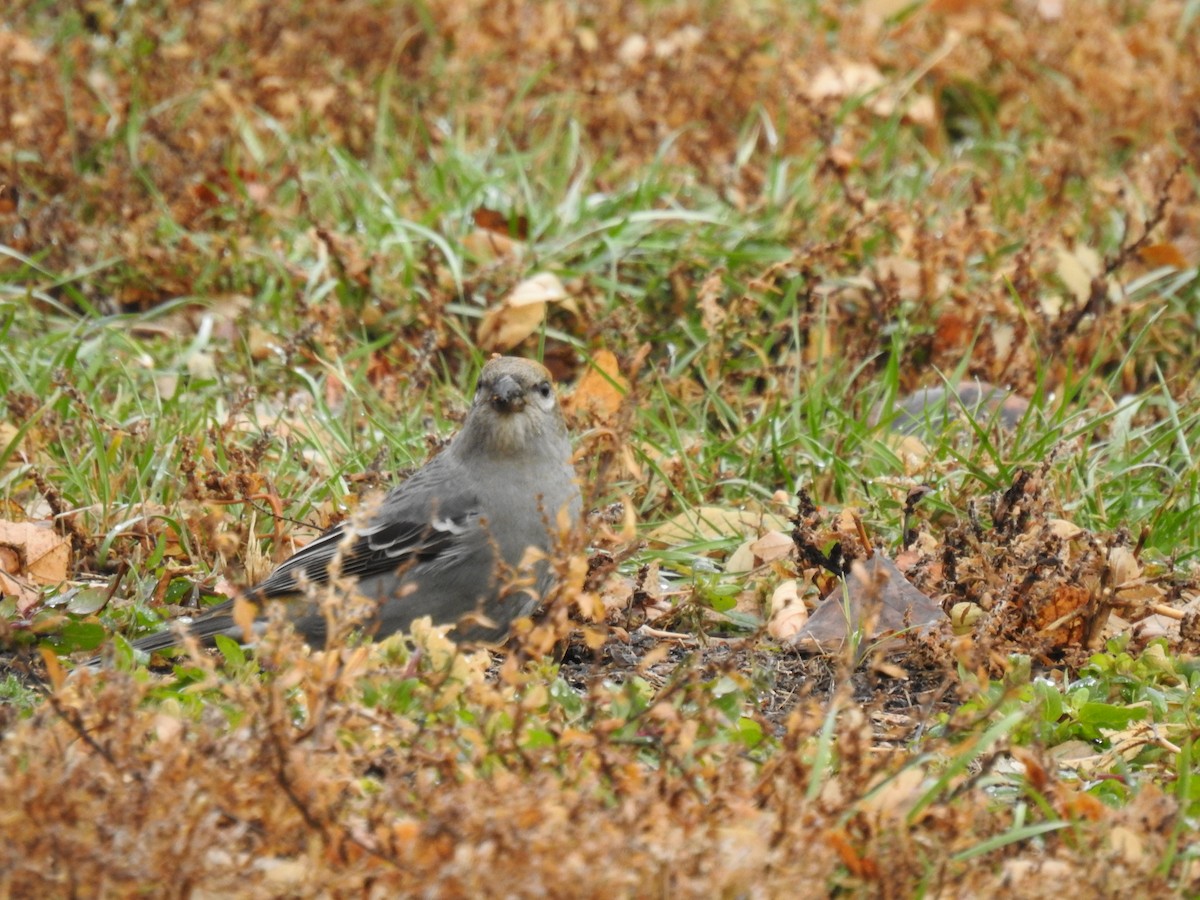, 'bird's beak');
488,375,526,413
